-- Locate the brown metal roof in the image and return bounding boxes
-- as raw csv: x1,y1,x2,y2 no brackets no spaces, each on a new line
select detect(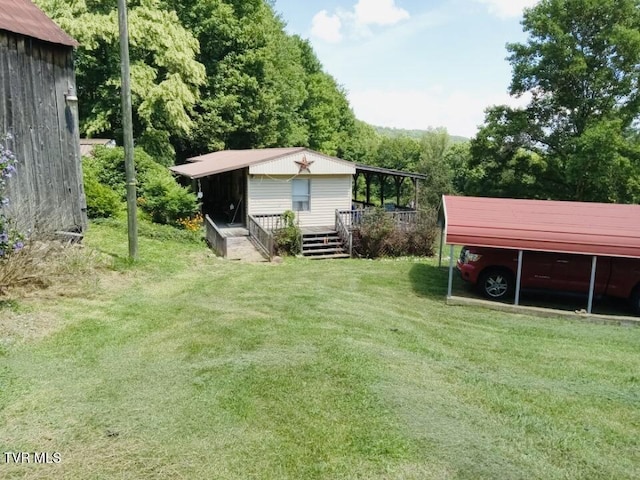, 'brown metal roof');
355,163,427,180
79,138,116,157
0,0,79,47
171,147,308,179
443,195,640,259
